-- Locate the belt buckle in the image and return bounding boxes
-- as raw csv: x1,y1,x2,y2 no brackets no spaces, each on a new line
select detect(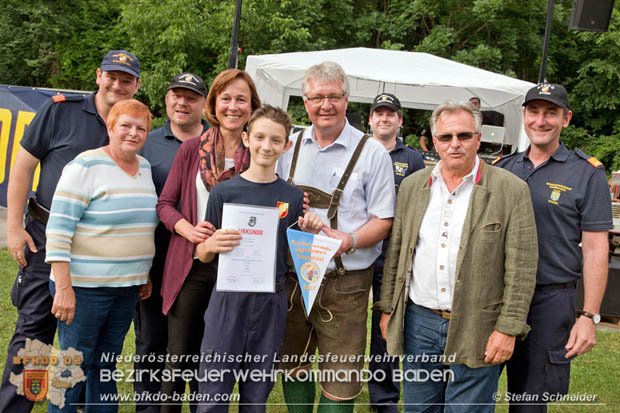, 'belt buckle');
430,307,451,320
